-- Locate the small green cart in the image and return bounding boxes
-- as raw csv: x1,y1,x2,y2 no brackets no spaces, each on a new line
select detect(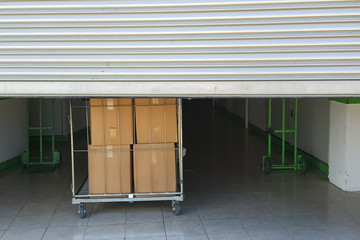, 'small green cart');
262,99,306,174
